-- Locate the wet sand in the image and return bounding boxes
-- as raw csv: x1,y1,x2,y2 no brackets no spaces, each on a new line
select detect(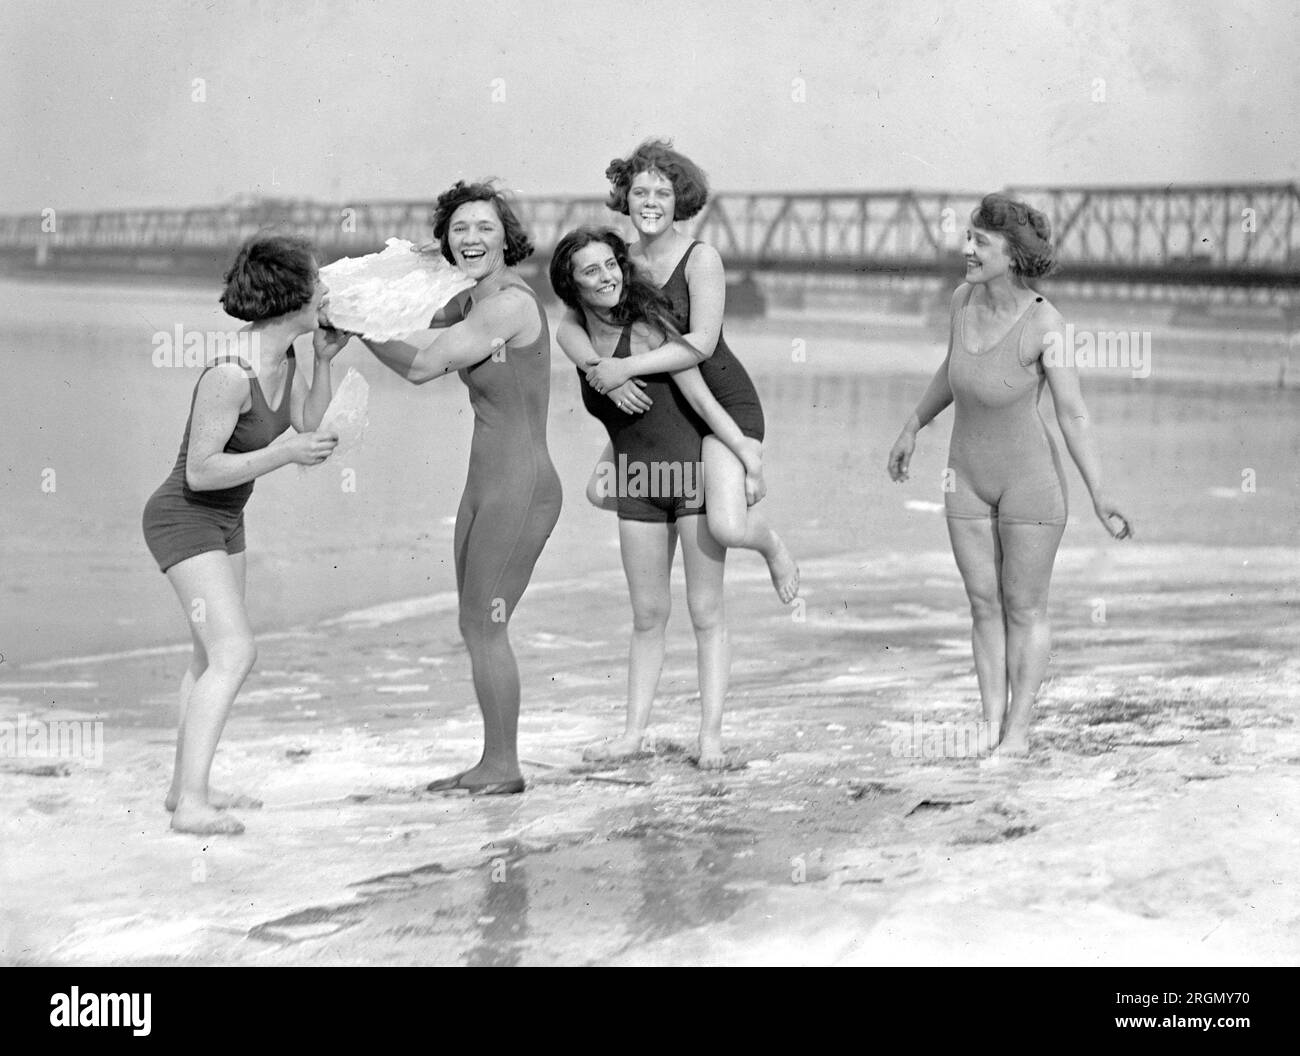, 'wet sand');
2,540,1296,966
